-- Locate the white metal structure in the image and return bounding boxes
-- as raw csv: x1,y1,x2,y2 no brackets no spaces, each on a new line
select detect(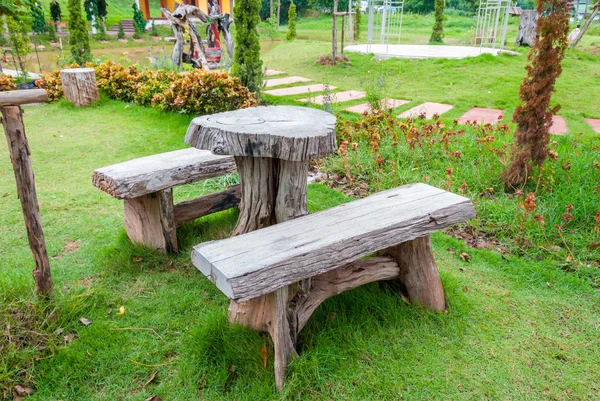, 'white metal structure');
366,0,405,53
474,0,511,51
